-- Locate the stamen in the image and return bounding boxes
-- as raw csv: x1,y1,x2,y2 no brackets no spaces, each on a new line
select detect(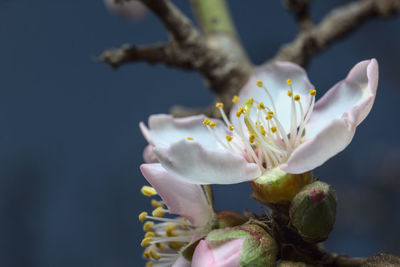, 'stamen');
232,95,239,104
165,225,178,237
226,135,233,142
228,124,234,131
143,221,155,232
286,79,292,85
236,107,244,117
271,126,277,133
249,134,256,143
294,94,300,101
152,207,167,217
151,199,163,208
287,90,293,97
145,262,153,267
141,237,153,248
295,89,317,146
141,186,157,197
209,121,217,128
186,137,194,141
216,102,224,109
203,118,210,125
139,212,148,222
150,249,162,260
145,232,156,238
143,251,151,259
257,80,277,115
